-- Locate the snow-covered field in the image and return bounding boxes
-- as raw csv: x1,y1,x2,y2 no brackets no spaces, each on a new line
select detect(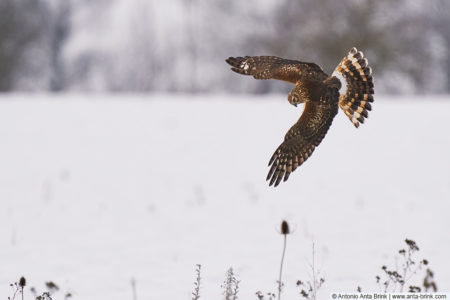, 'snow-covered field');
1,94,449,299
